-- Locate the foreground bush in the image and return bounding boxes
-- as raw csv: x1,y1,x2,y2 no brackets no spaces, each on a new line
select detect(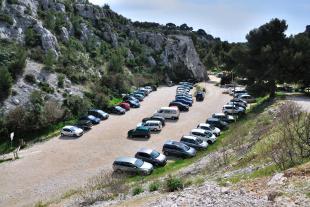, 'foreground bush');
132,186,144,196
166,175,183,192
